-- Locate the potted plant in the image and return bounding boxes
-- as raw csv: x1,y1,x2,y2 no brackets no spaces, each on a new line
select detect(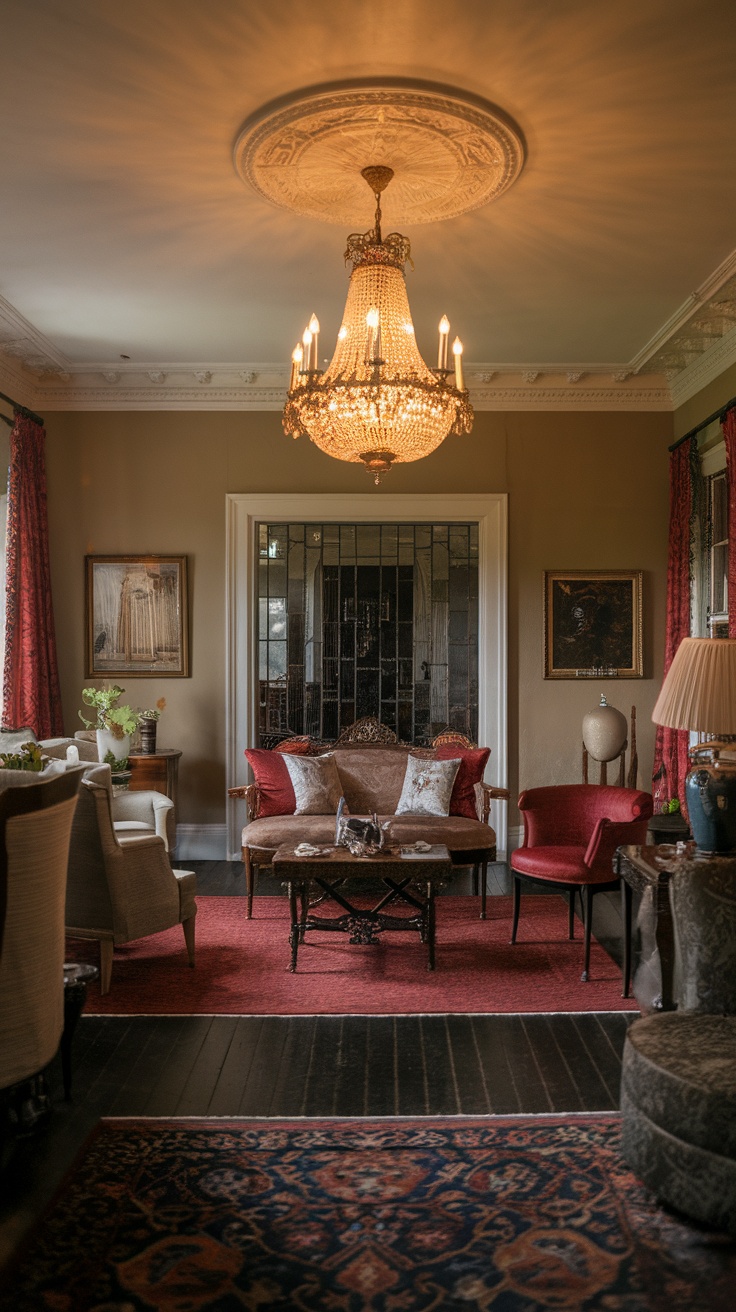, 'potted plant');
137,698,166,754
79,685,138,765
